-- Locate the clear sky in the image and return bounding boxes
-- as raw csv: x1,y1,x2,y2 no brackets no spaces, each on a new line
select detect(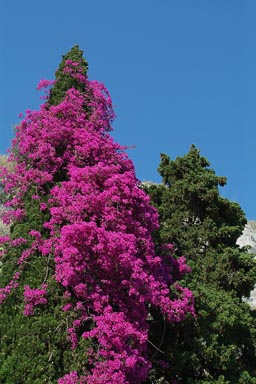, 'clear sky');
1,1,255,219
